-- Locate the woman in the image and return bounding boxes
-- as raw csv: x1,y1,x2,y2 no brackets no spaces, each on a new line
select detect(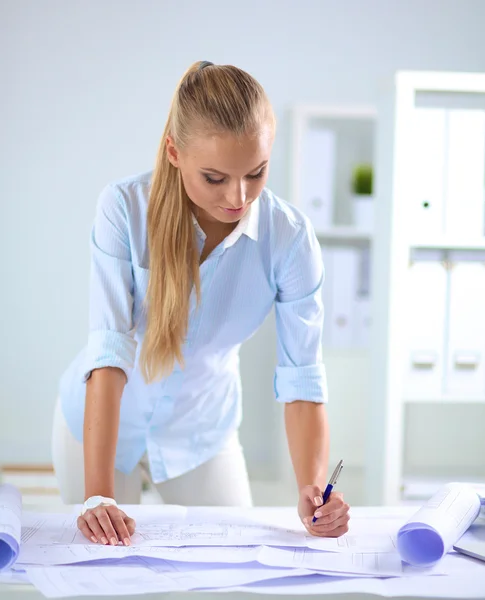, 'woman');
52,61,350,547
